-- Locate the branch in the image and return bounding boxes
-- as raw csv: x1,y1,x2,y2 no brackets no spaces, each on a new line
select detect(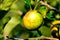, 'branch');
40,1,60,13
6,37,59,40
